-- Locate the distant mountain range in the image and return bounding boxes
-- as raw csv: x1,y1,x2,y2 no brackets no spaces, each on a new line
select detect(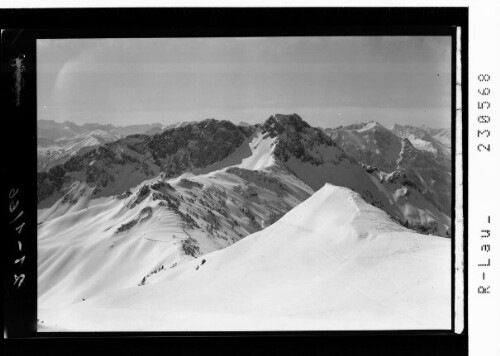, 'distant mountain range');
323,121,451,217
37,114,452,331
37,119,197,171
